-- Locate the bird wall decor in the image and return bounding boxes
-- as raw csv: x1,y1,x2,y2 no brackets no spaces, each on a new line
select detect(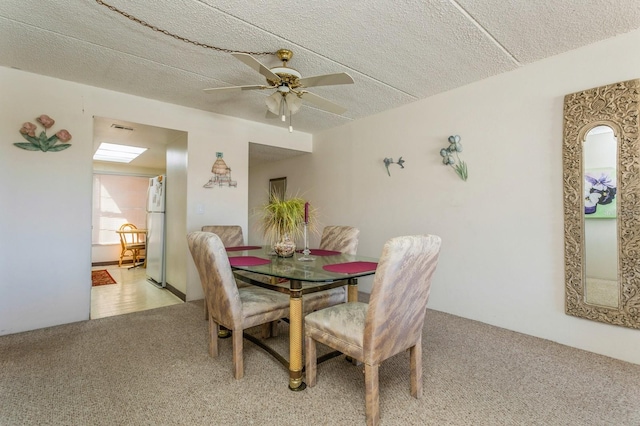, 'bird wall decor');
383,157,405,176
